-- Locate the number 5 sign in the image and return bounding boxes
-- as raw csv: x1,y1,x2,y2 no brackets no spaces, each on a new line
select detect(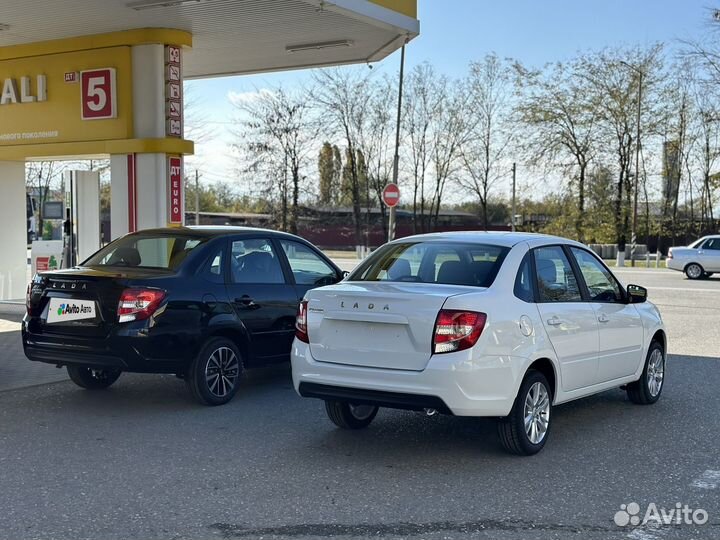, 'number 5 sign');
80,68,117,120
